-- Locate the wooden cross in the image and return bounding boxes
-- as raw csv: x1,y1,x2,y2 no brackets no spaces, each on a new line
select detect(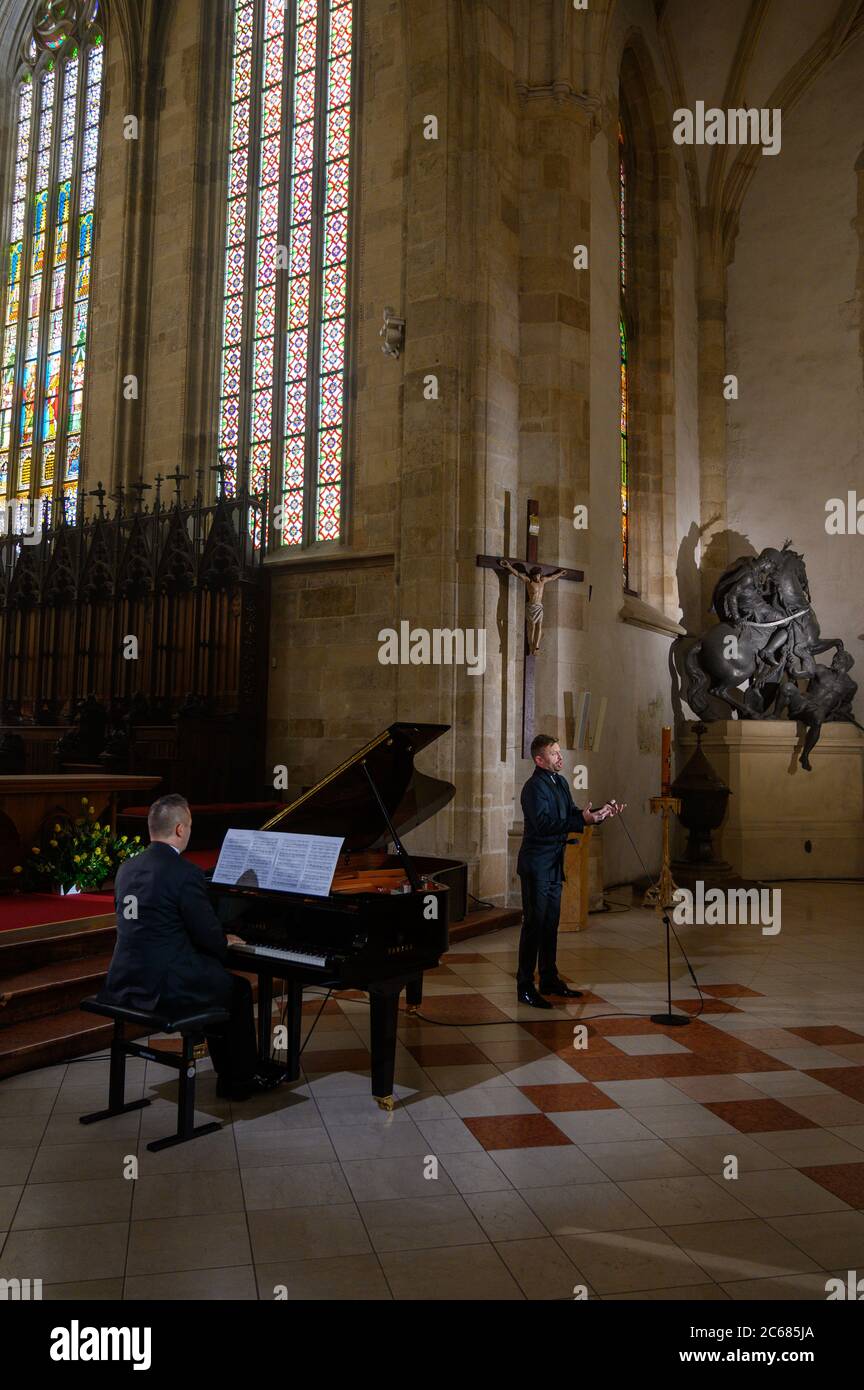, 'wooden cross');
477,499,584,758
